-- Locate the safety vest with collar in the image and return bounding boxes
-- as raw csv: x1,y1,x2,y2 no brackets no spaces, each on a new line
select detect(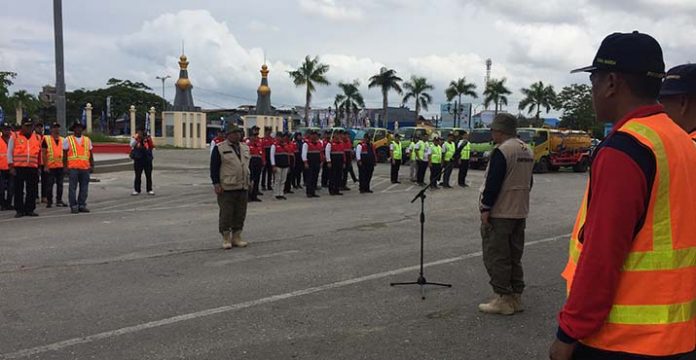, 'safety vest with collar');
444,141,456,162
44,136,64,169
691,130,696,141
0,137,8,170
391,141,402,160
66,135,92,170
429,144,442,164
12,133,41,168
562,113,696,356
408,143,416,161
416,140,426,161
460,141,471,160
